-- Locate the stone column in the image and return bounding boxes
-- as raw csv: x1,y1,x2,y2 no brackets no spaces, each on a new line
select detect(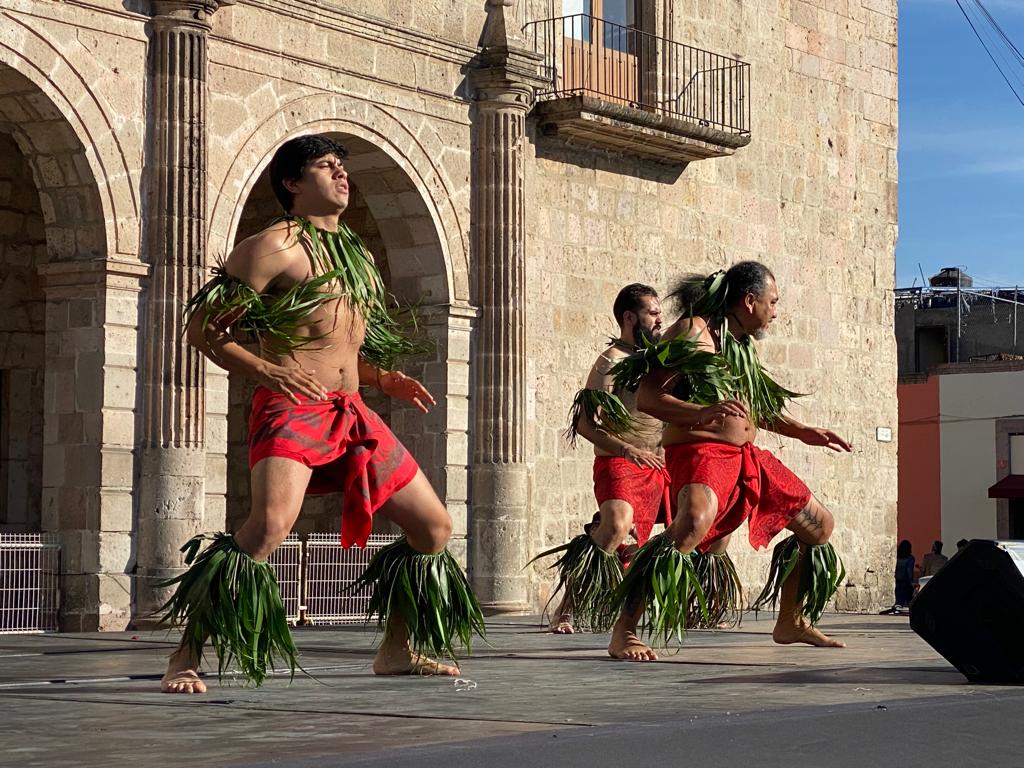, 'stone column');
467,1,545,613
39,259,149,631
135,0,233,621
